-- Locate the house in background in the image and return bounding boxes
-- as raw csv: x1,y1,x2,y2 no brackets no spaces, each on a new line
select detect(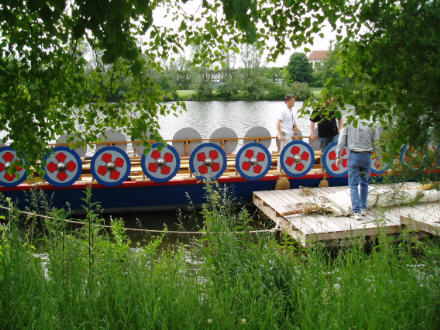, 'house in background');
308,50,330,70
